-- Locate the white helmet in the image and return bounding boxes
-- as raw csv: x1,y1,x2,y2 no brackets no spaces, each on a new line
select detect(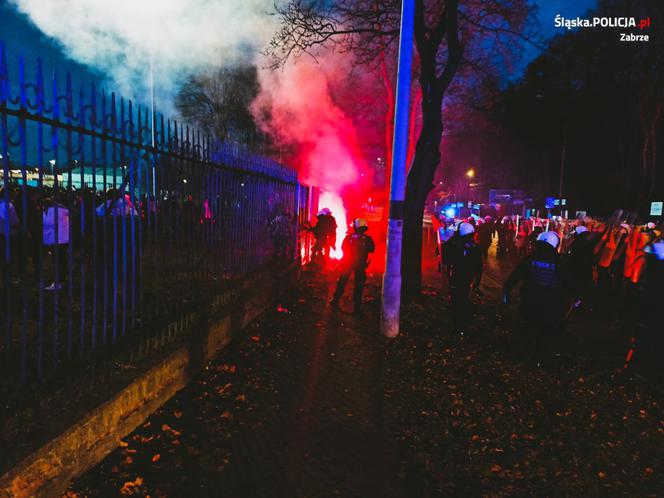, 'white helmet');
318,208,331,216
646,222,656,230
537,231,560,249
352,218,368,230
574,225,588,235
458,222,475,237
